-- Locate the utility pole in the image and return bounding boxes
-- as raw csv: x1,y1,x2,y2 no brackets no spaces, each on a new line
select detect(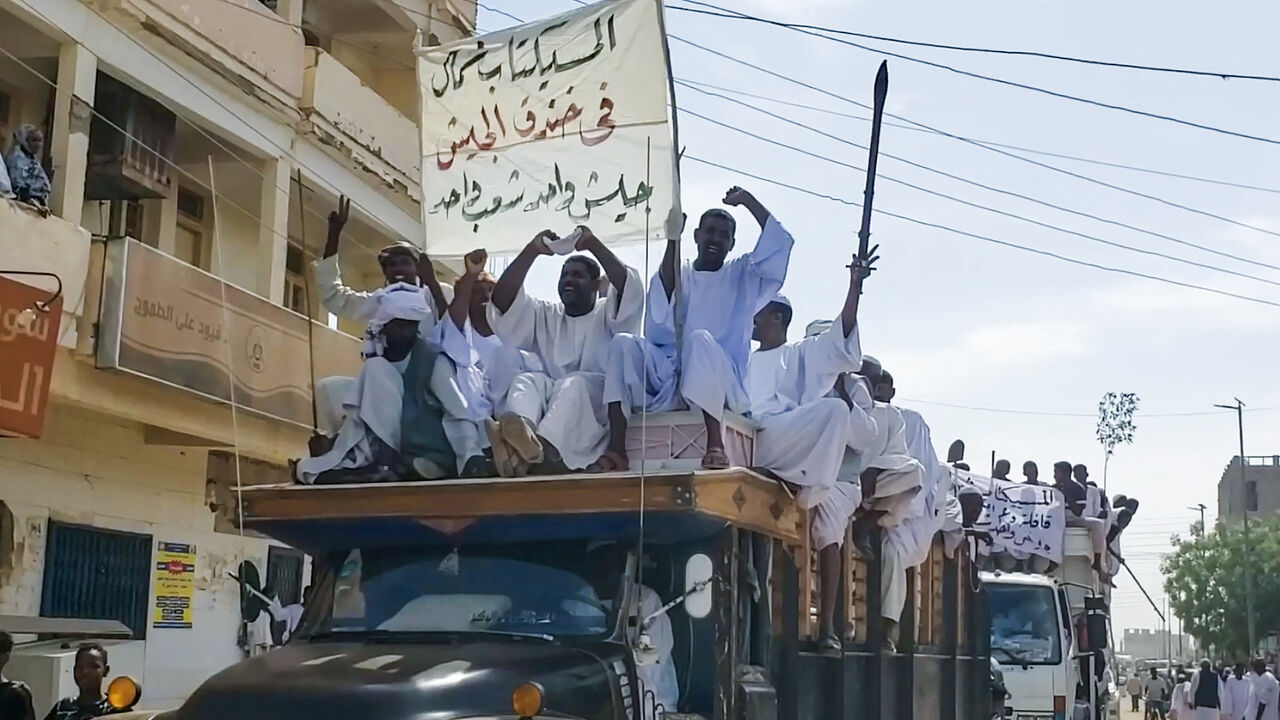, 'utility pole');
1214,398,1255,654
1188,503,1207,535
